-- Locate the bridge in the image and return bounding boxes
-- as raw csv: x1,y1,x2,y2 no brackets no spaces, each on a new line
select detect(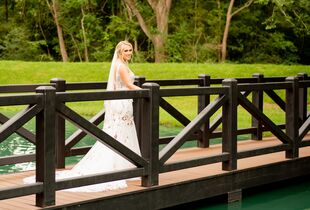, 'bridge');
0,73,309,209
